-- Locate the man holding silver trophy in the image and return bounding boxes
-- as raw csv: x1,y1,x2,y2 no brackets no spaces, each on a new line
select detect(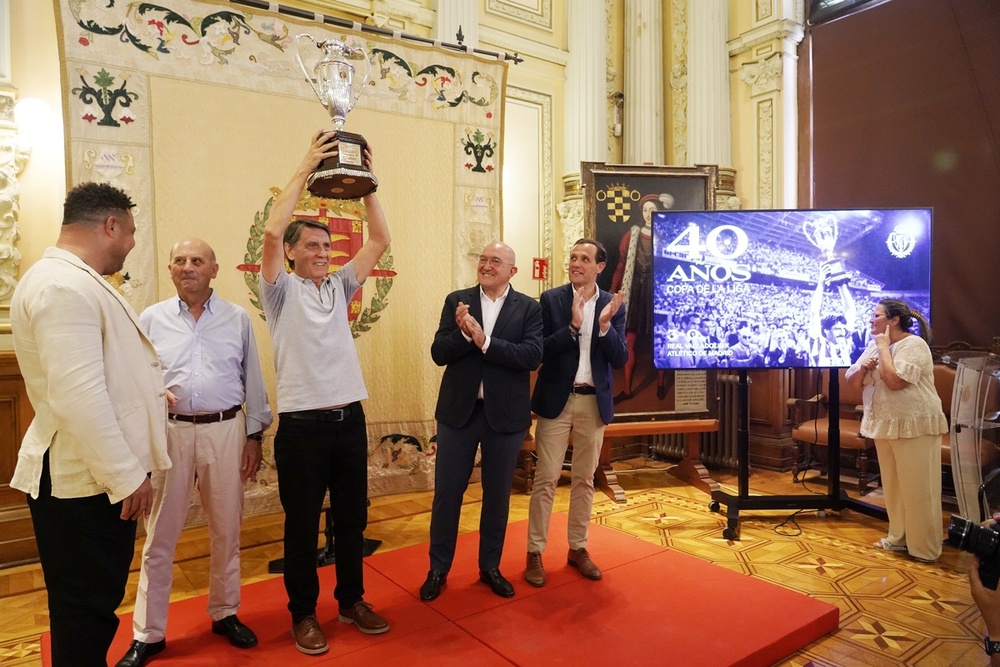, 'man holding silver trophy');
260,130,391,655
803,213,861,366
256,34,391,656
